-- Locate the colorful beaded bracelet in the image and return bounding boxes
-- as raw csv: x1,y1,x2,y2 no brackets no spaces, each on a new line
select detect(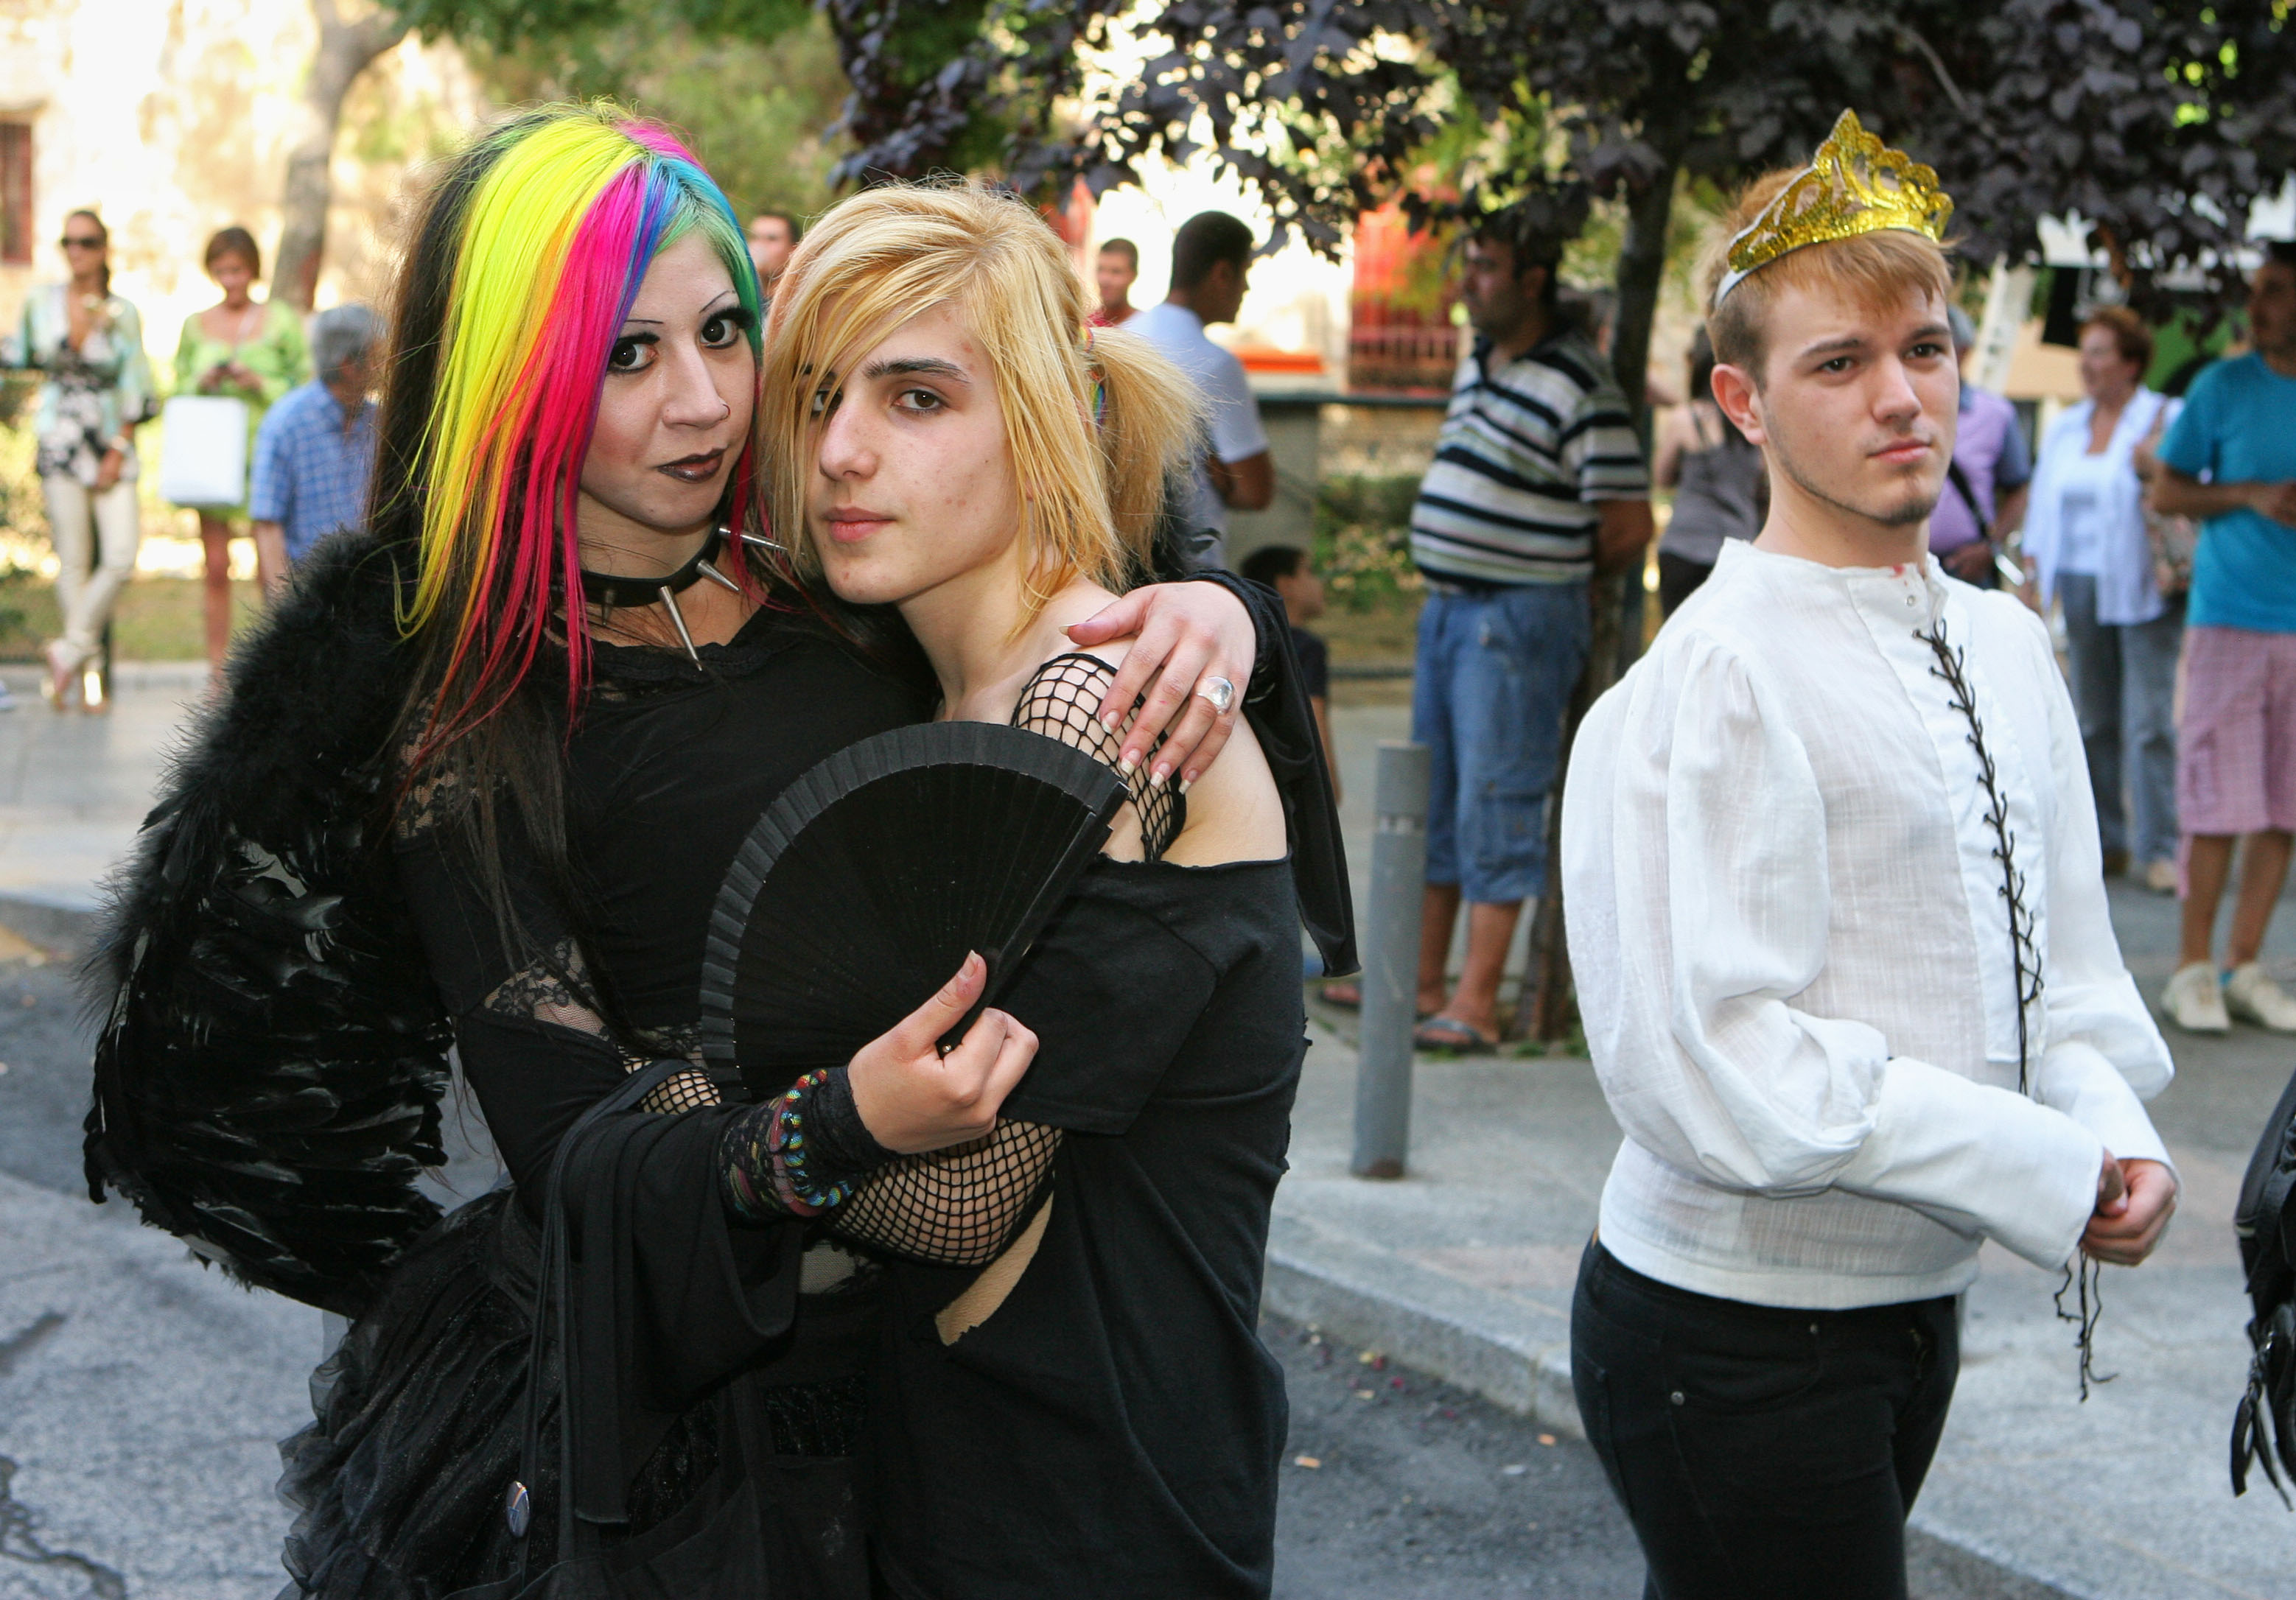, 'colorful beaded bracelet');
766,1068,857,1215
